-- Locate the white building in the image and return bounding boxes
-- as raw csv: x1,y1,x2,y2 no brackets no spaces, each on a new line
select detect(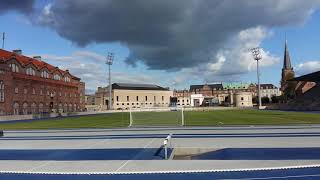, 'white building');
233,92,253,107
190,94,204,107
260,84,281,99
